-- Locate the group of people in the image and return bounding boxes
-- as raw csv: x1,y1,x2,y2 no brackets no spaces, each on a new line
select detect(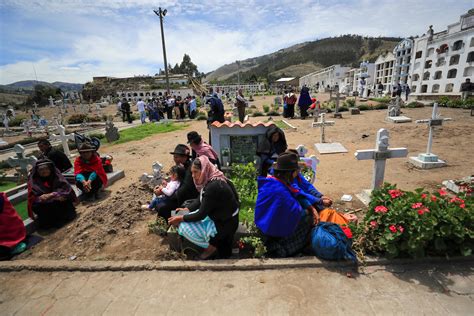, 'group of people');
282,85,312,119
